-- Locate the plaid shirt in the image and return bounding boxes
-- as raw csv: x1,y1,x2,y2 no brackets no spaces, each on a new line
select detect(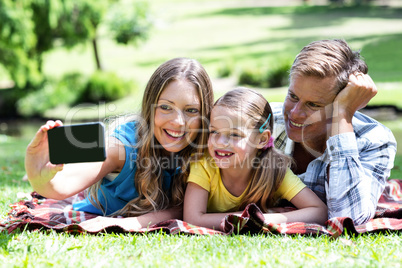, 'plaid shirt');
271,102,397,225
